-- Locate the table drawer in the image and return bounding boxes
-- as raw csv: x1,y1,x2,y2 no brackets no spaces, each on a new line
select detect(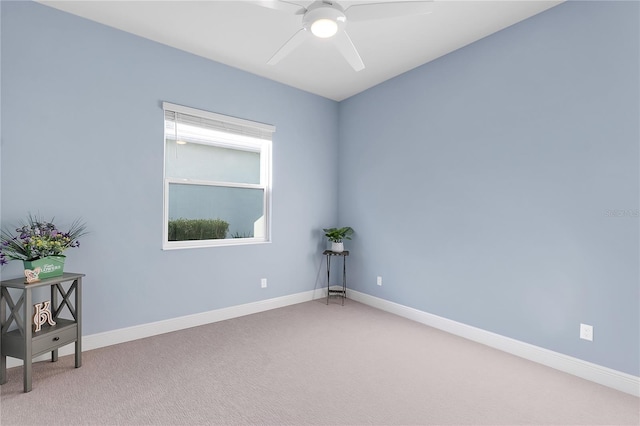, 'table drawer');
32,324,77,357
